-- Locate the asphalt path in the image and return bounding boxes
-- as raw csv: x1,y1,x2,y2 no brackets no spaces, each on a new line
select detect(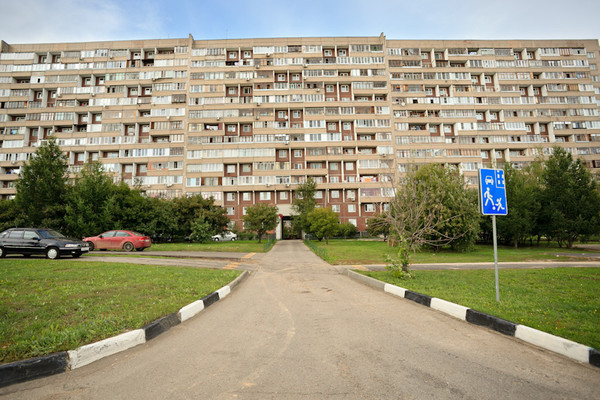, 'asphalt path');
2,241,599,399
